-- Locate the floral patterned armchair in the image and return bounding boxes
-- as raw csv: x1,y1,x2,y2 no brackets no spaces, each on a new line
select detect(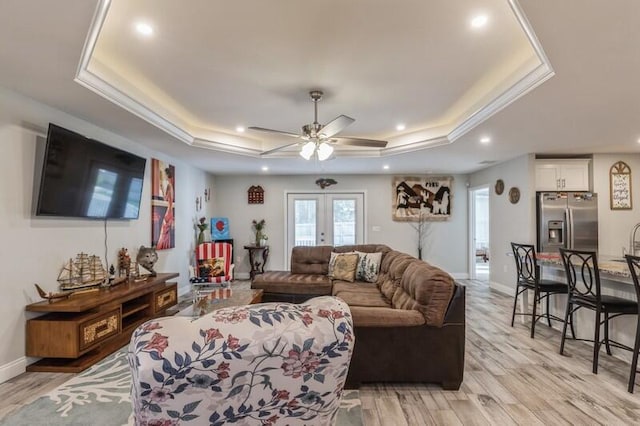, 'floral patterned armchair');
129,296,354,426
